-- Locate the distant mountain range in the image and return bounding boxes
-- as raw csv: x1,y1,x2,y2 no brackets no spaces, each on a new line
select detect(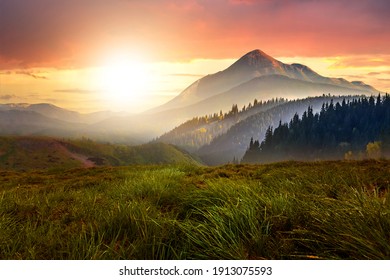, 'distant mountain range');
0,103,122,124
0,103,141,143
